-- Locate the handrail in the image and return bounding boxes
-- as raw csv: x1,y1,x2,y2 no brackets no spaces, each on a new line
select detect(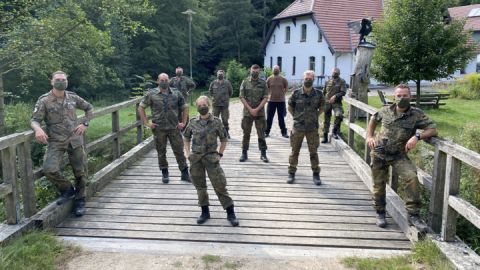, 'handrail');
0,97,144,224
343,94,480,242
